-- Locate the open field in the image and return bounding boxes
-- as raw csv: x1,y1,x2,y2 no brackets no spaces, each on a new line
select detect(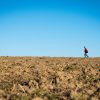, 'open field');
0,57,100,100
